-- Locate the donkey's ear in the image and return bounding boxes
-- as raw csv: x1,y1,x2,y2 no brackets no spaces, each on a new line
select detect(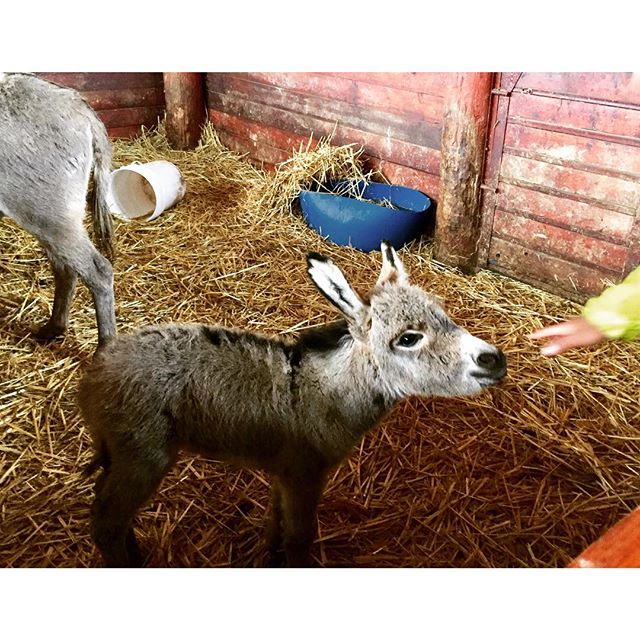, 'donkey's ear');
376,240,408,286
307,252,368,322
